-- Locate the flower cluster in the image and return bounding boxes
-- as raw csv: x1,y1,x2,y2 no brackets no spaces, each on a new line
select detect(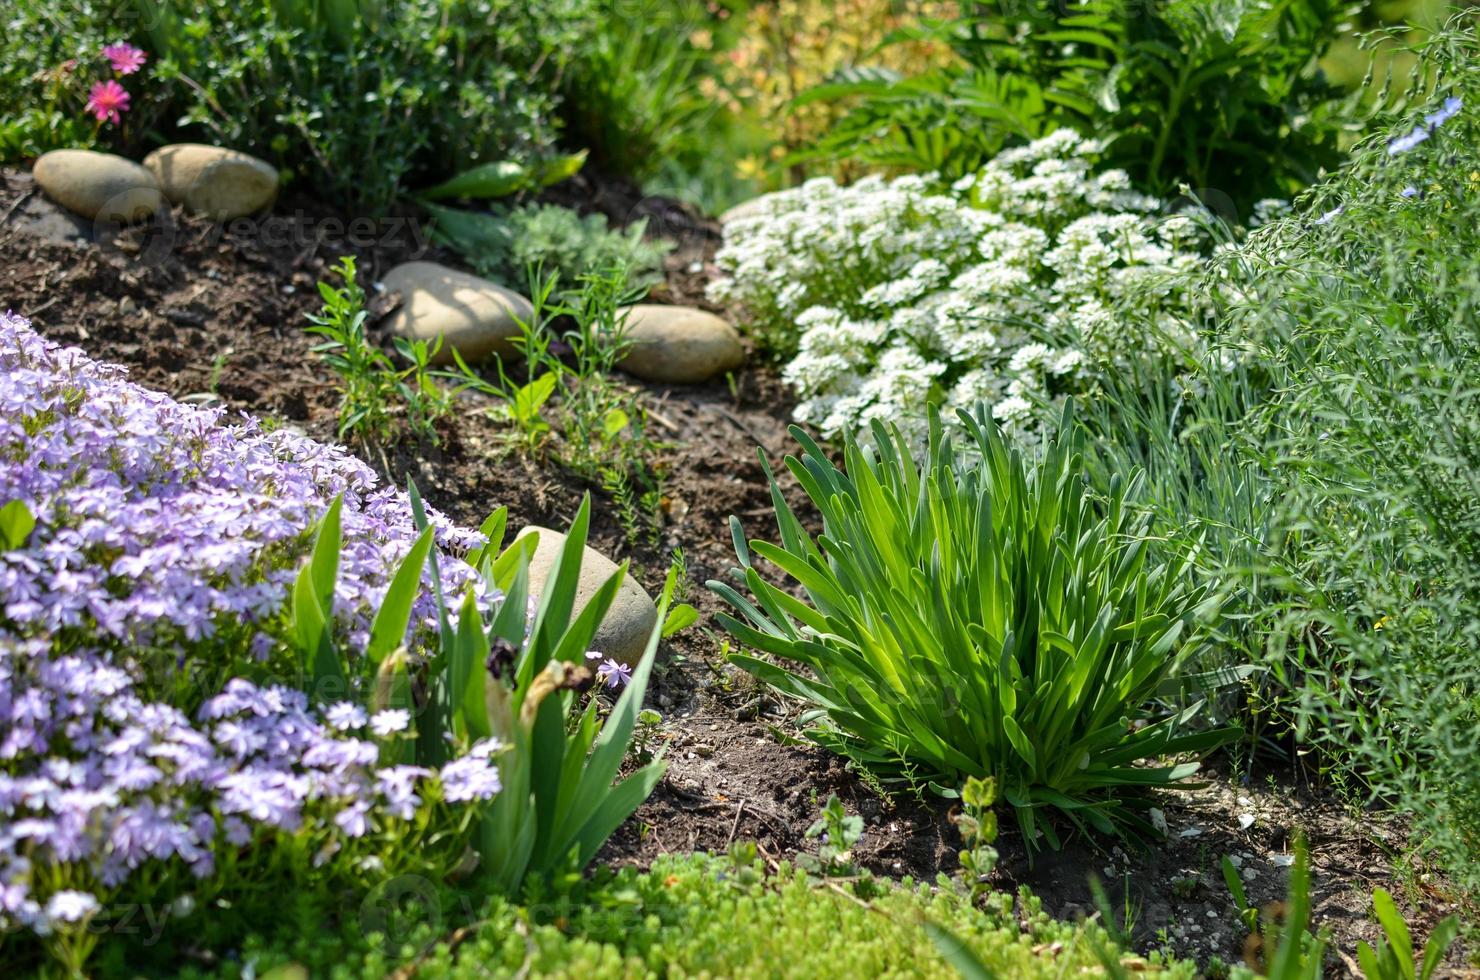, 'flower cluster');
711,130,1210,439
1,311,484,656
85,43,146,126
0,313,503,938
